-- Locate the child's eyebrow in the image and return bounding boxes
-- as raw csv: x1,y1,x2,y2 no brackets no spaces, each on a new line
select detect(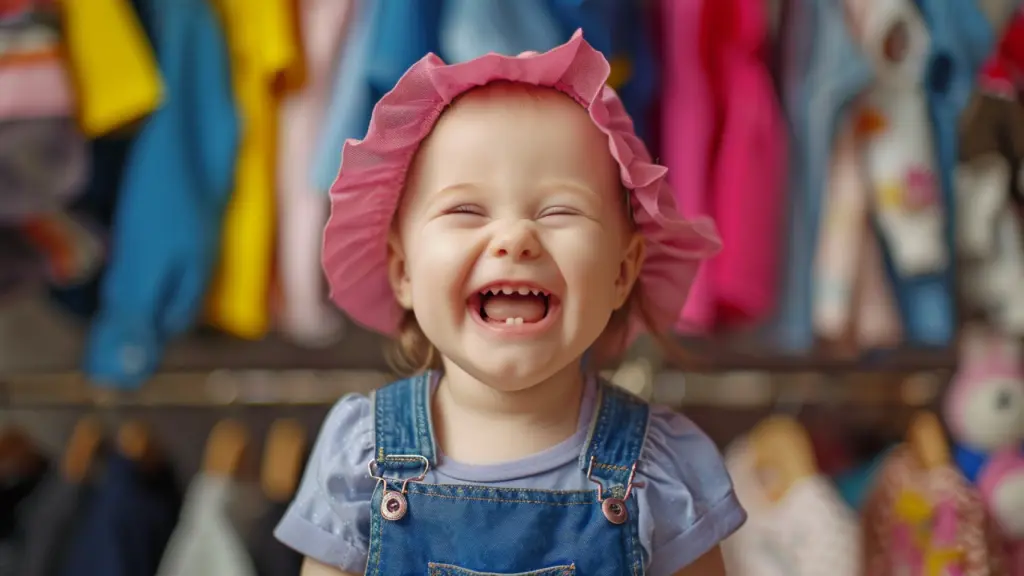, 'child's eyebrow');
537,180,599,197
436,182,482,196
